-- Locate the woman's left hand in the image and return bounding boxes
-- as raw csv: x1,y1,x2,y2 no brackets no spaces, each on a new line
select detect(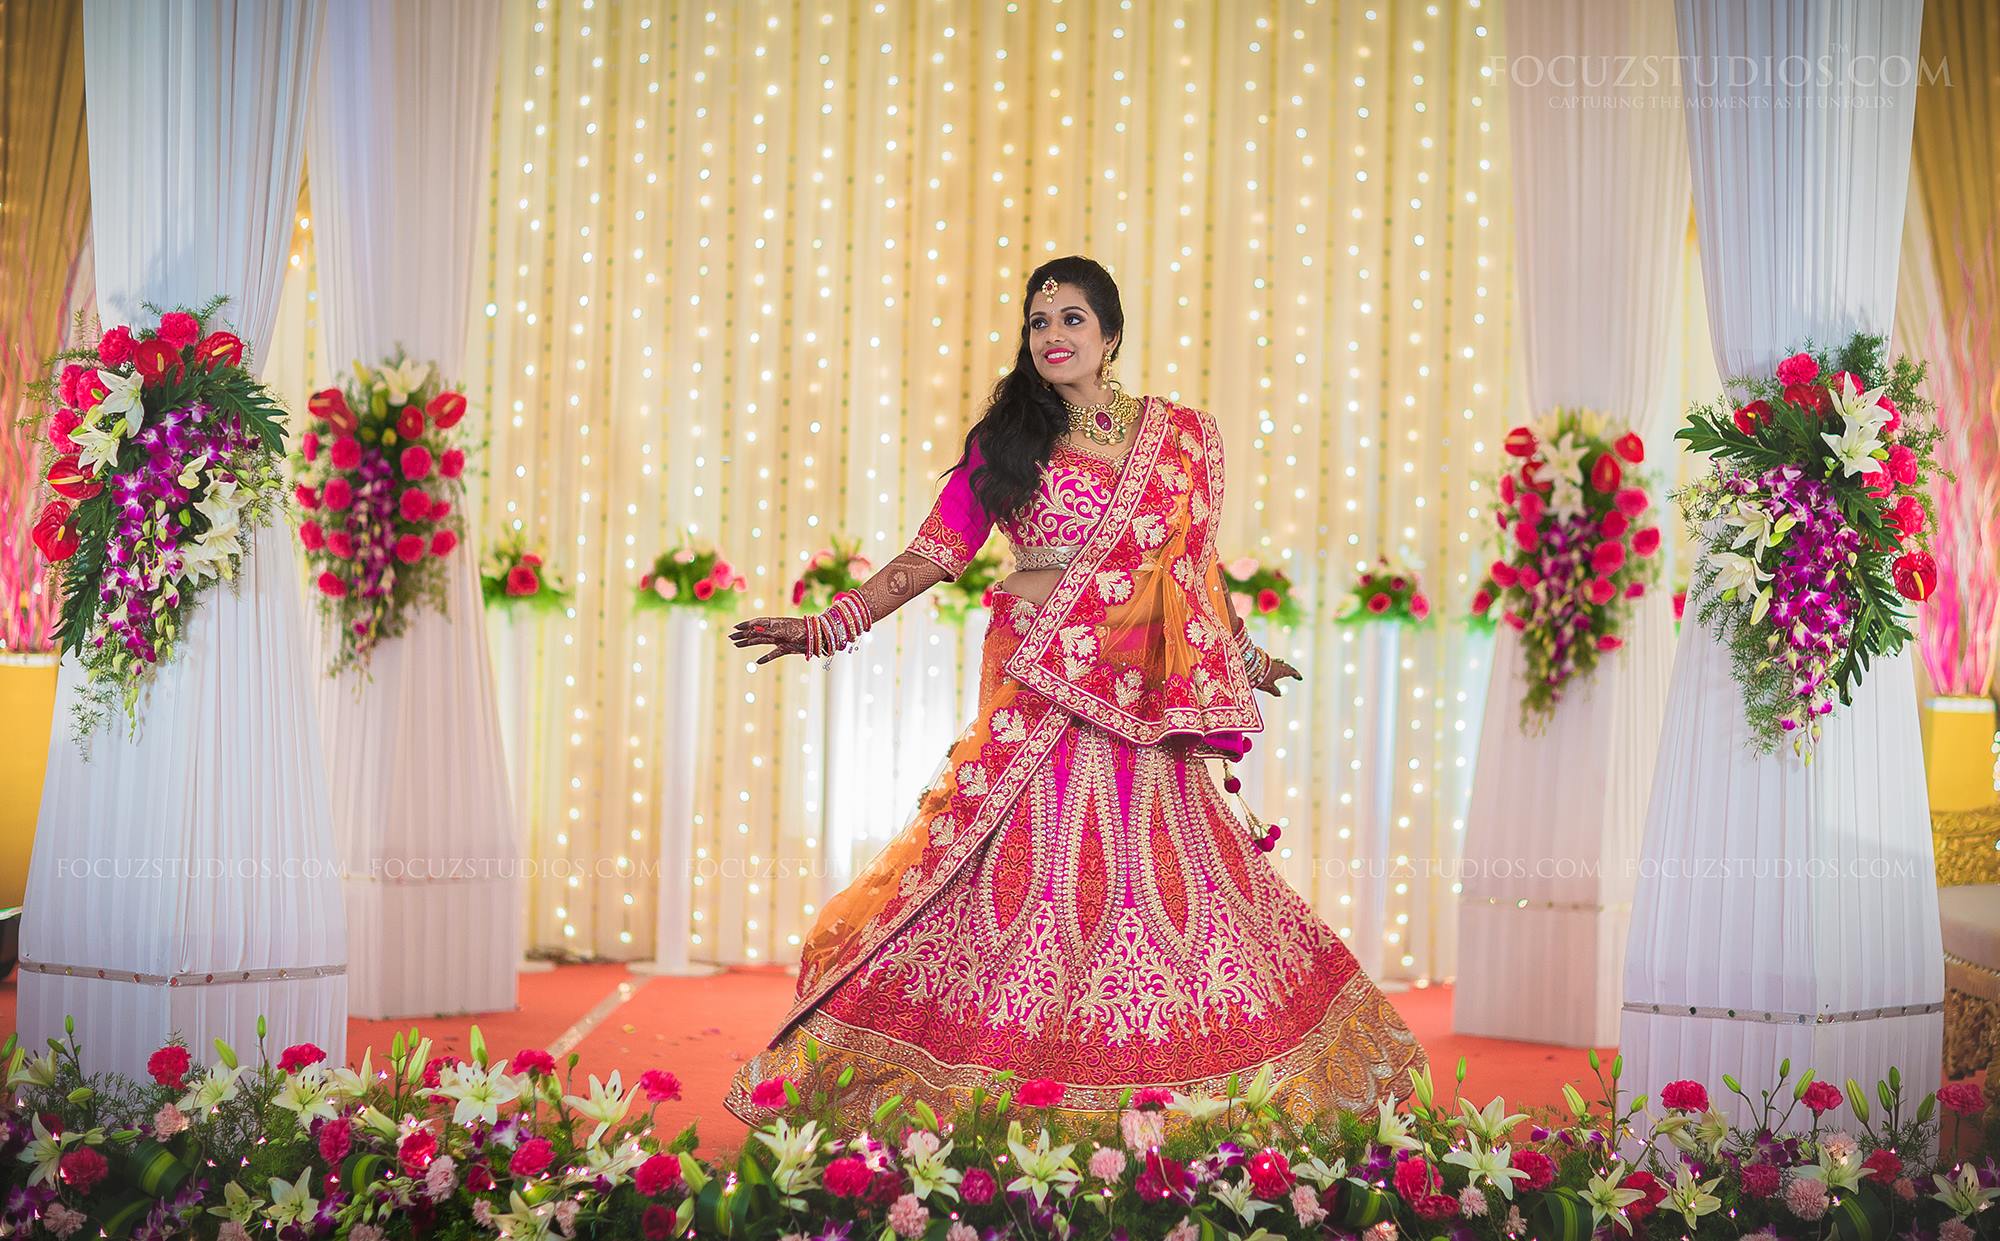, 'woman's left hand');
1257,657,1302,696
